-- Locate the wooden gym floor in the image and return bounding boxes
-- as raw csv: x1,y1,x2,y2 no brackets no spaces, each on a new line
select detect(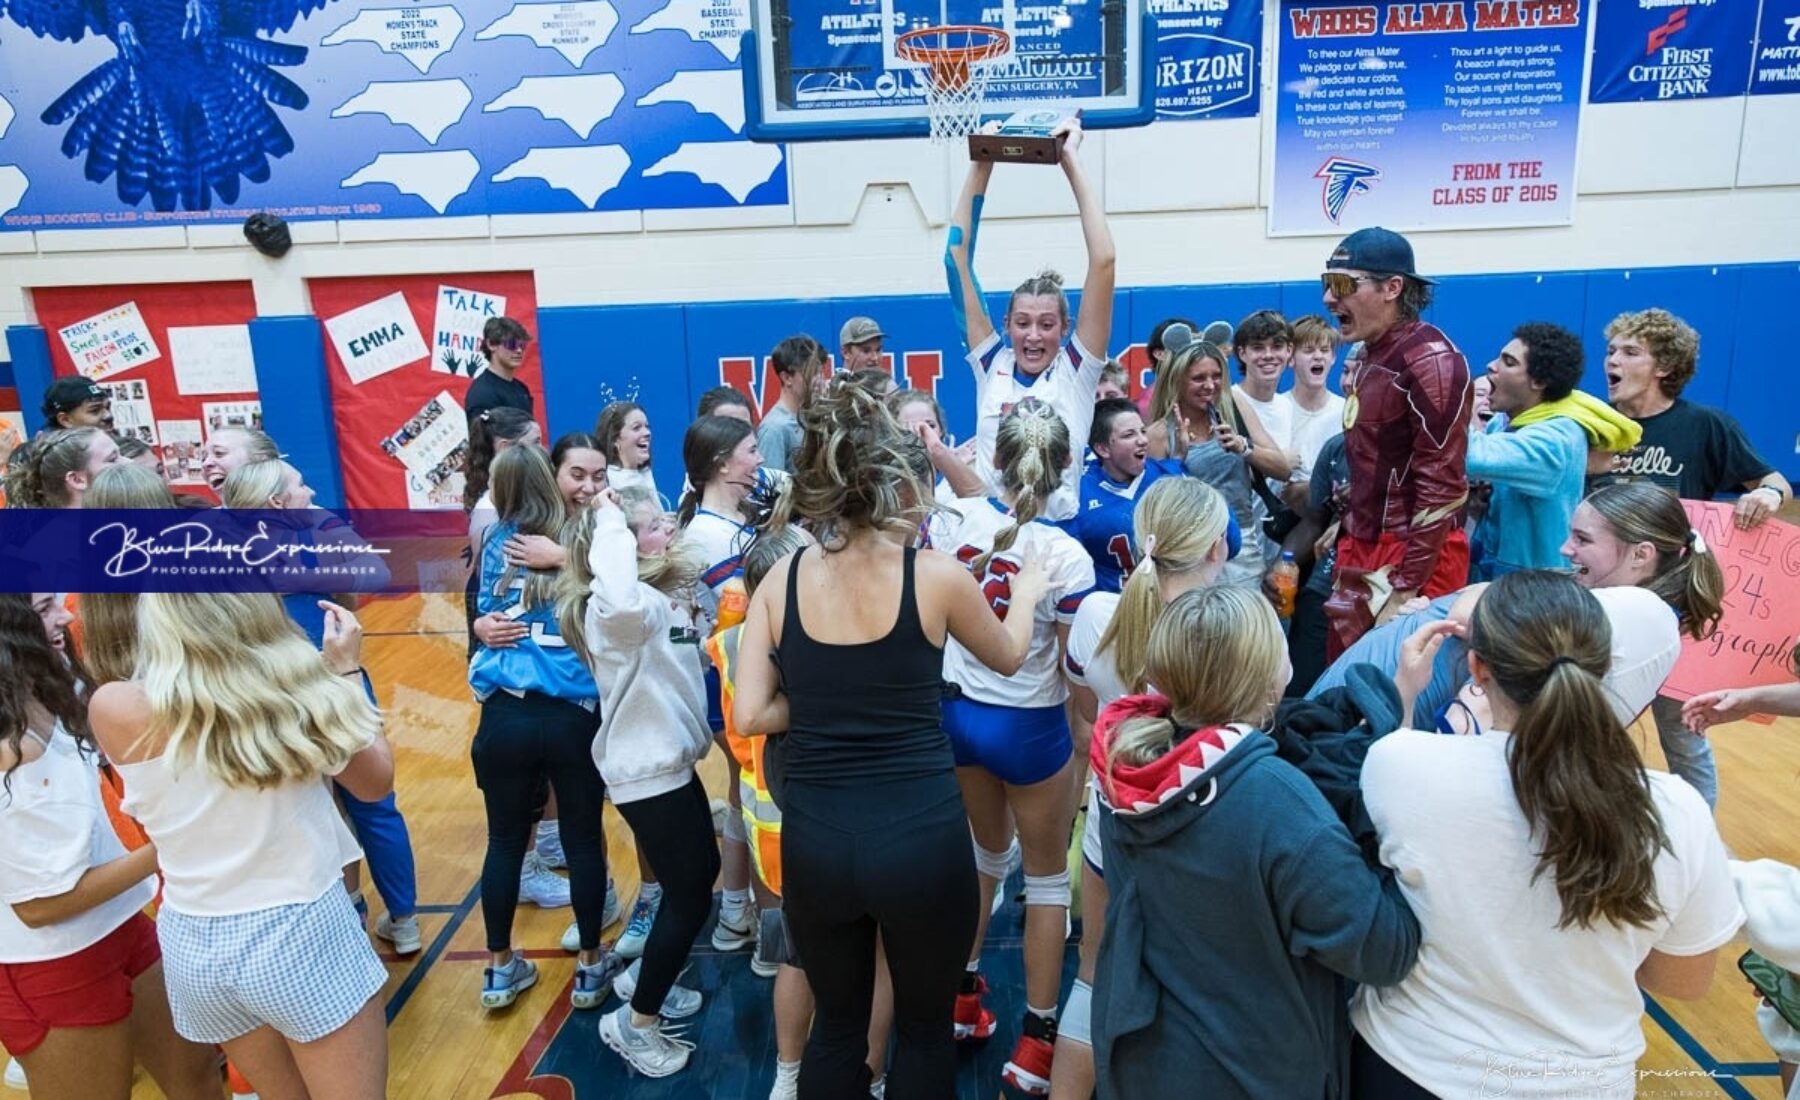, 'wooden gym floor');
88,590,1800,1099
